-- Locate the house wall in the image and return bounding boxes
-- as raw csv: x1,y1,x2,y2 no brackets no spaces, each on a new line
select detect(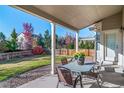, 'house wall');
102,12,122,31
122,8,124,67
117,29,123,65
17,33,25,50
96,11,124,66
99,29,123,66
